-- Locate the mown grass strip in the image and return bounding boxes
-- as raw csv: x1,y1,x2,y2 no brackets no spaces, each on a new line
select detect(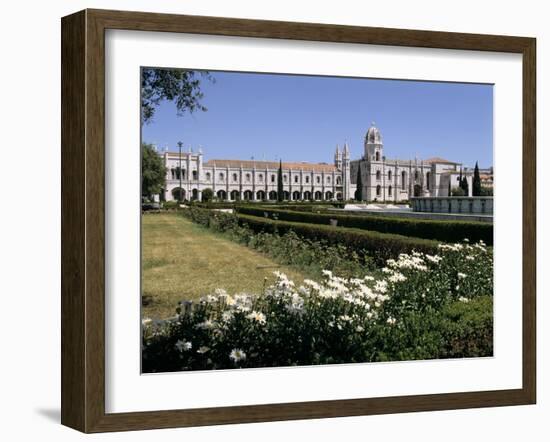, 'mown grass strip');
142,213,305,319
